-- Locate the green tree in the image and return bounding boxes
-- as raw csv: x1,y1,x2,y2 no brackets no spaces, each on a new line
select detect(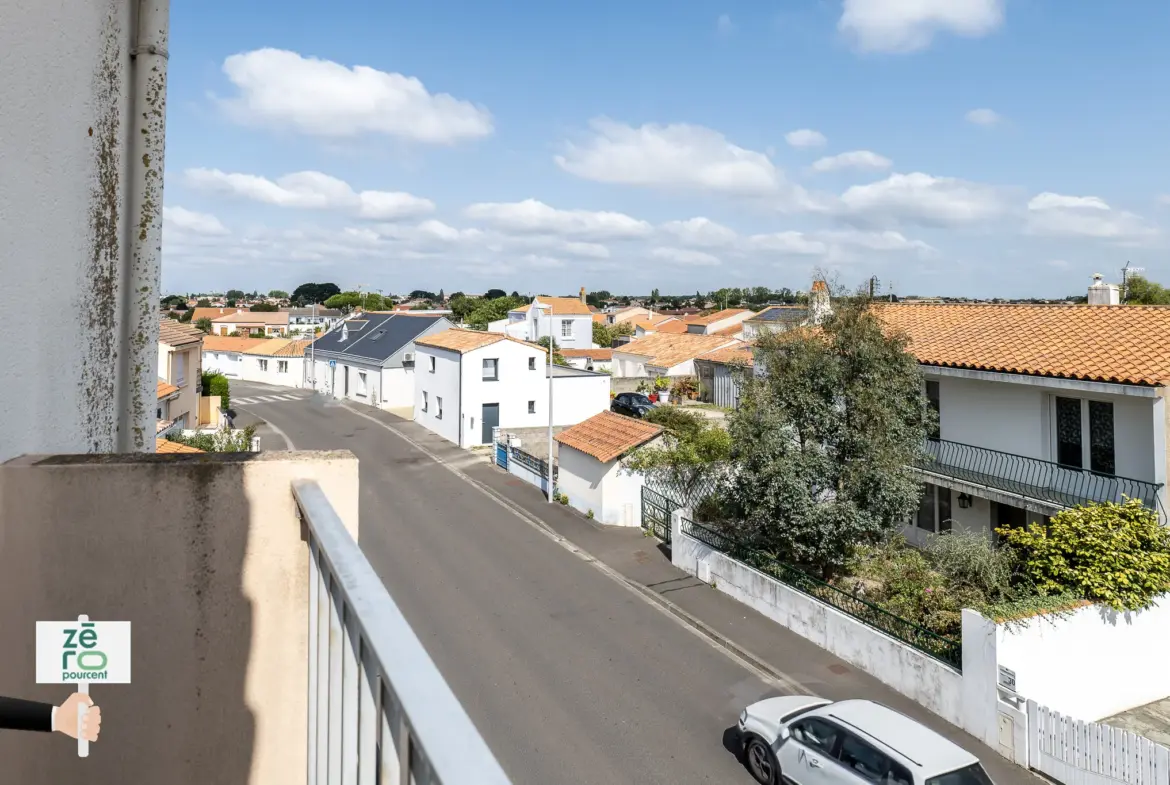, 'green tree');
195,317,213,334
268,289,289,299
586,290,611,307
325,291,389,311
466,295,527,330
225,298,237,307
201,372,231,410
250,302,278,312
178,309,194,323
535,336,569,366
624,407,732,502
611,321,634,339
593,321,611,348
1124,275,1170,305
291,282,341,306
438,288,445,302
447,294,476,321
484,288,507,300
721,292,934,578
226,289,246,300
166,423,256,453
999,498,1170,611
650,288,660,304
196,298,211,307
